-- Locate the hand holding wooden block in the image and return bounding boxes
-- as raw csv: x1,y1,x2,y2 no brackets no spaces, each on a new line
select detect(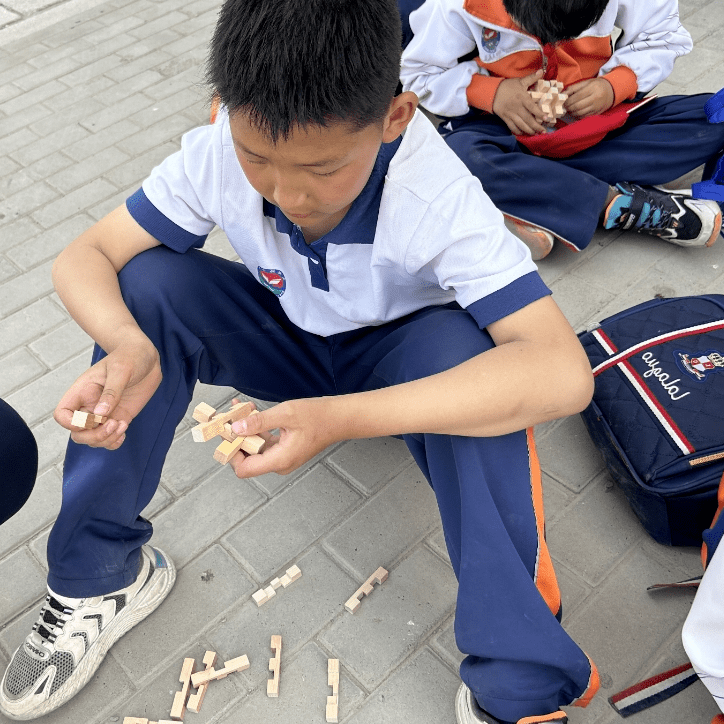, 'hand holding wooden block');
71,410,108,429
